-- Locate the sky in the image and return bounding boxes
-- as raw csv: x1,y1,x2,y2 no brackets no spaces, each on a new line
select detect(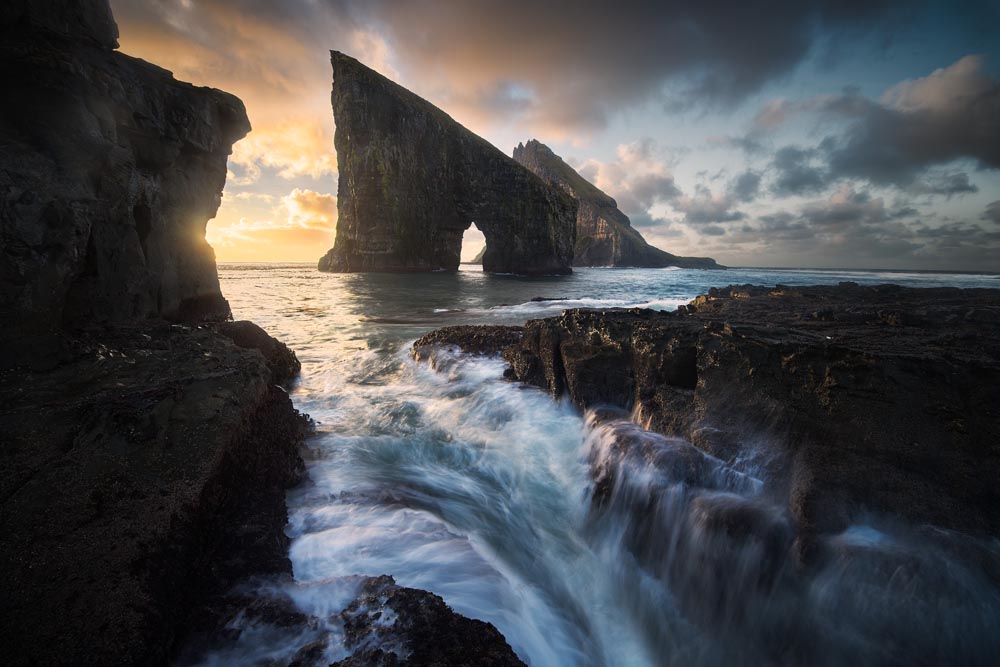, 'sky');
111,0,1000,271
